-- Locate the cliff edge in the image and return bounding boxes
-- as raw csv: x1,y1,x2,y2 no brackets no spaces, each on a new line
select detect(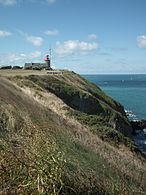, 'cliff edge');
0,70,146,194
